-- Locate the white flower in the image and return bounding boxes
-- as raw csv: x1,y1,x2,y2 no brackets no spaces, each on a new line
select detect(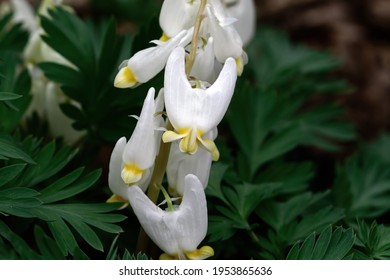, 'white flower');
167,129,217,196
121,88,158,185
45,82,86,144
10,0,37,33
127,174,214,260
114,29,192,89
107,87,162,203
206,0,243,63
162,47,237,161
159,0,200,38
222,0,256,45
